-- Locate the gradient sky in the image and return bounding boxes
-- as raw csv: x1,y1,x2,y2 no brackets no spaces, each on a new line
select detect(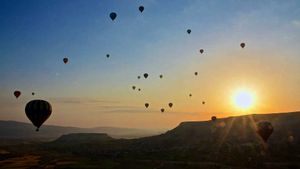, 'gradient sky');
0,0,299,129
